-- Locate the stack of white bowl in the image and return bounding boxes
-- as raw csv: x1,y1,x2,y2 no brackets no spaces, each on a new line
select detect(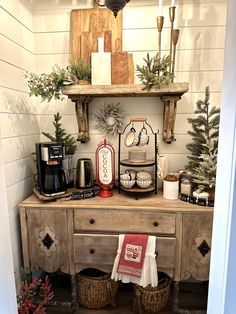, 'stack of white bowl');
120,171,136,189
136,171,152,189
